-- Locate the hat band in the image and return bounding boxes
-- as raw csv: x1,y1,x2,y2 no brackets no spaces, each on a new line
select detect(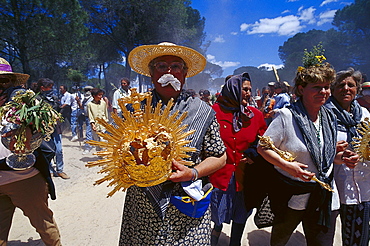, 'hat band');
0,64,12,72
